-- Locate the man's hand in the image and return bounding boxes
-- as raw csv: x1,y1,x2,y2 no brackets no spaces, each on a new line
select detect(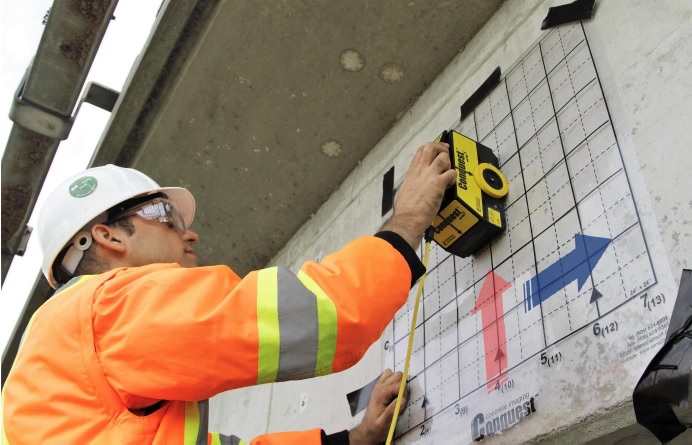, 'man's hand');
380,142,456,250
349,369,409,445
